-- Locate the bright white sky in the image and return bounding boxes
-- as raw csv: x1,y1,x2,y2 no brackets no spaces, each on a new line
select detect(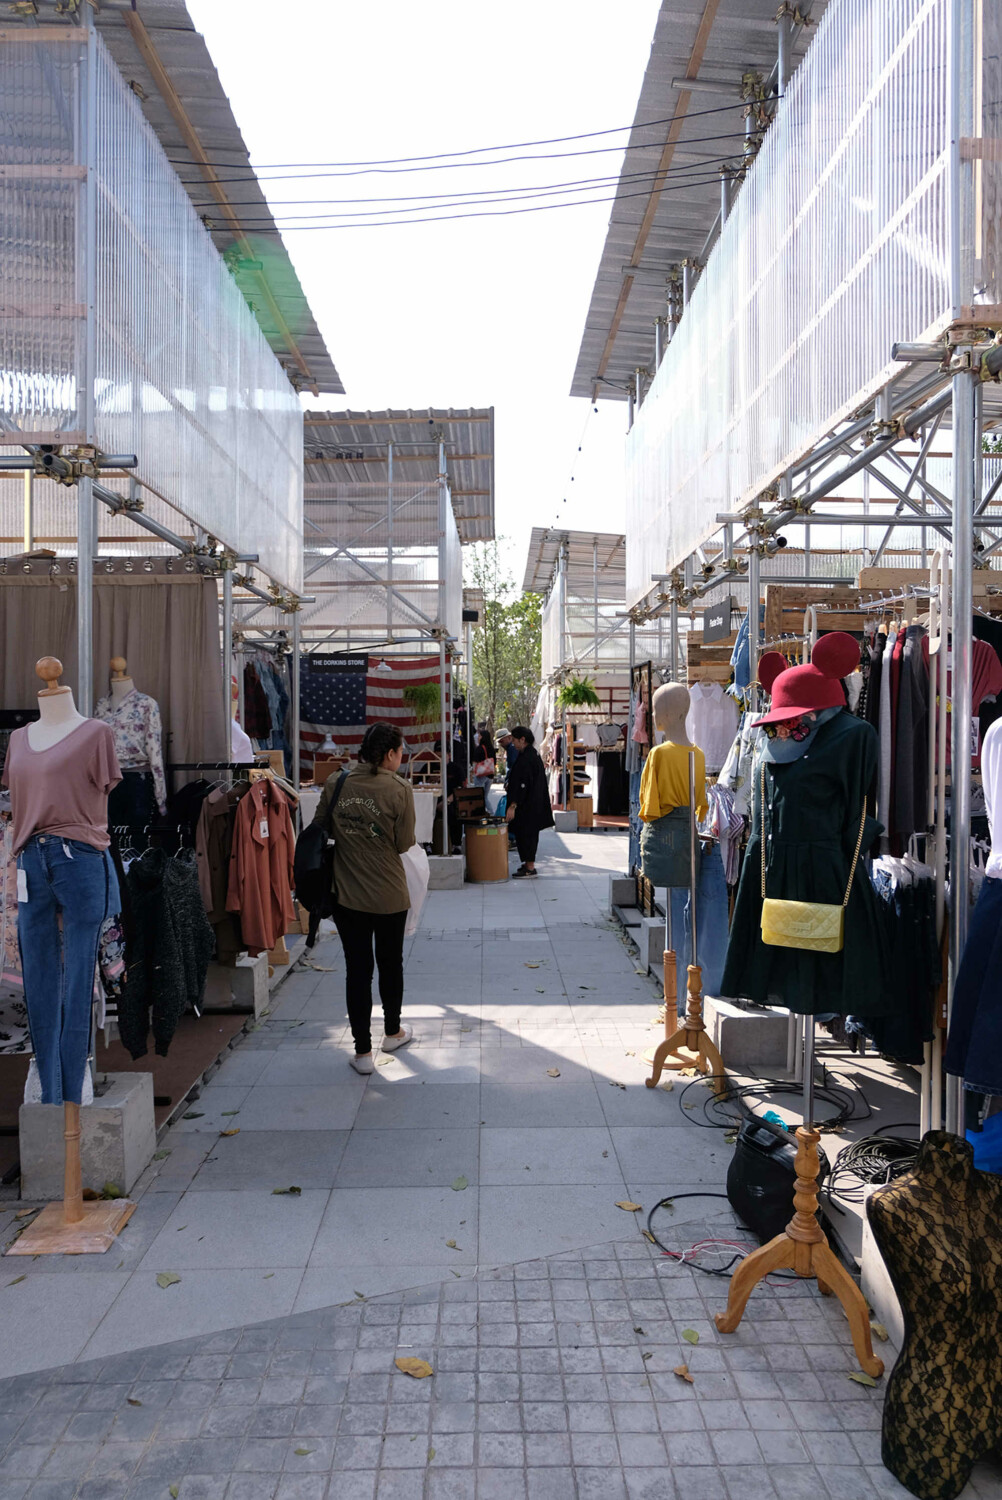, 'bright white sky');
187,0,661,586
